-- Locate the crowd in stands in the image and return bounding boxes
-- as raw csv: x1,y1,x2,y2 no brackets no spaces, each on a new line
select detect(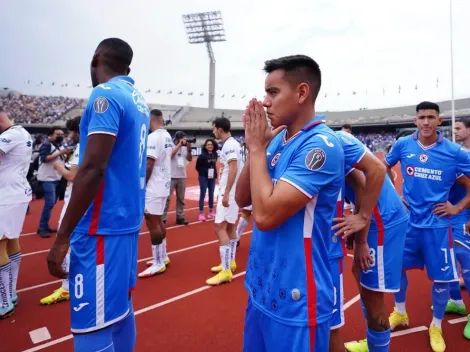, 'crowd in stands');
0,93,83,124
